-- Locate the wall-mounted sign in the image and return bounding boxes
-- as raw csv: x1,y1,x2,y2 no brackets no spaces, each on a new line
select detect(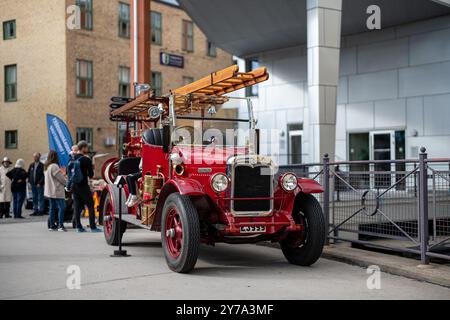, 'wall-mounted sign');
160,52,184,69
